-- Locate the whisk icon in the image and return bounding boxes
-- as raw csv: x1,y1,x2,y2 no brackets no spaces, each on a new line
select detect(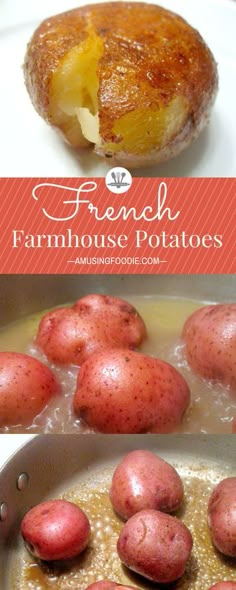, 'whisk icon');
106,167,132,193
108,171,130,189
